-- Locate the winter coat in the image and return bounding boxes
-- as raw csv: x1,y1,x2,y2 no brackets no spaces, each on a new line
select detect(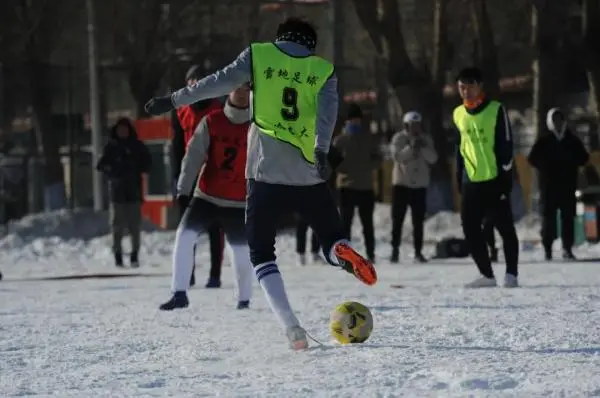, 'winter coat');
528,108,589,198
390,130,437,188
333,122,381,191
96,118,152,203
